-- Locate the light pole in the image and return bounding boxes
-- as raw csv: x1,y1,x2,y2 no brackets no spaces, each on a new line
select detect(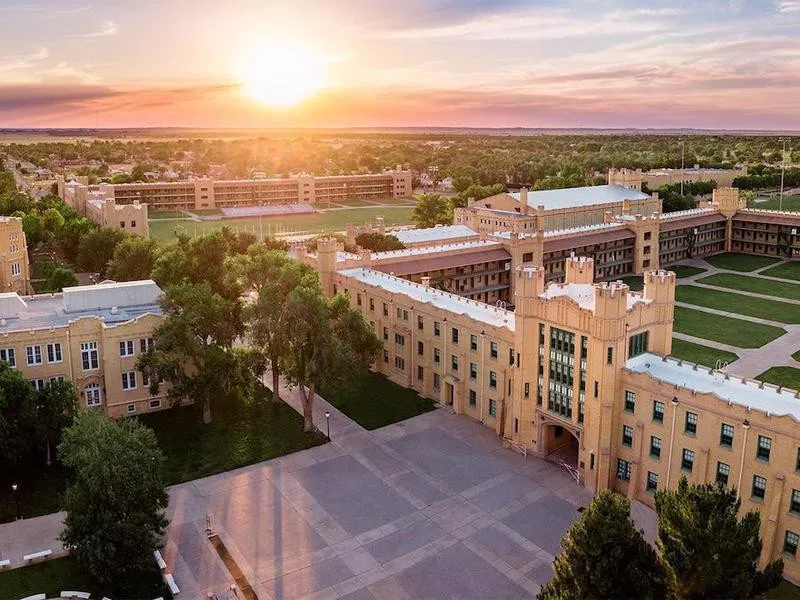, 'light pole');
11,483,20,520
324,411,331,439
